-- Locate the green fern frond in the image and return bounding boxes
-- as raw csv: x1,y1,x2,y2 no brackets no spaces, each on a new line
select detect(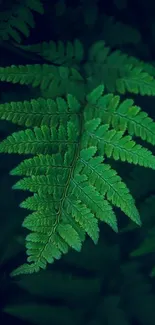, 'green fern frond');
76,146,140,225
1,83,155,275
84,85,155,146
1,40,155,101
11,263,41,276
0,125,67,155
66,199,99,244
20,193,56,211
10,153,65,176
0,94,81,128
1,88,155,148
85,41,155,95
0,0,44,43
16,39,84,65
83,118,155,168
0,64,84,100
